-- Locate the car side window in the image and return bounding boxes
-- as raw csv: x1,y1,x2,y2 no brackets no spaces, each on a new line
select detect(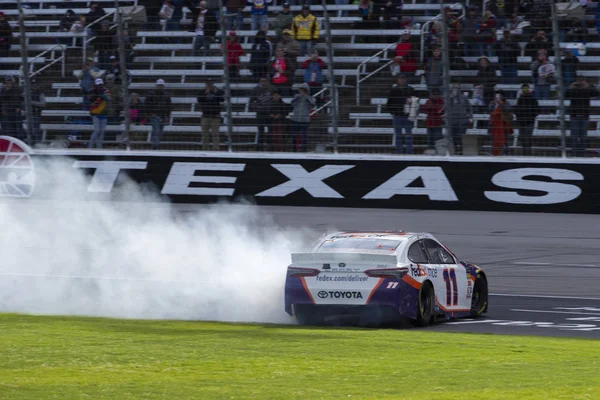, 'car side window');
423,239,455,264
407,241,429,264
